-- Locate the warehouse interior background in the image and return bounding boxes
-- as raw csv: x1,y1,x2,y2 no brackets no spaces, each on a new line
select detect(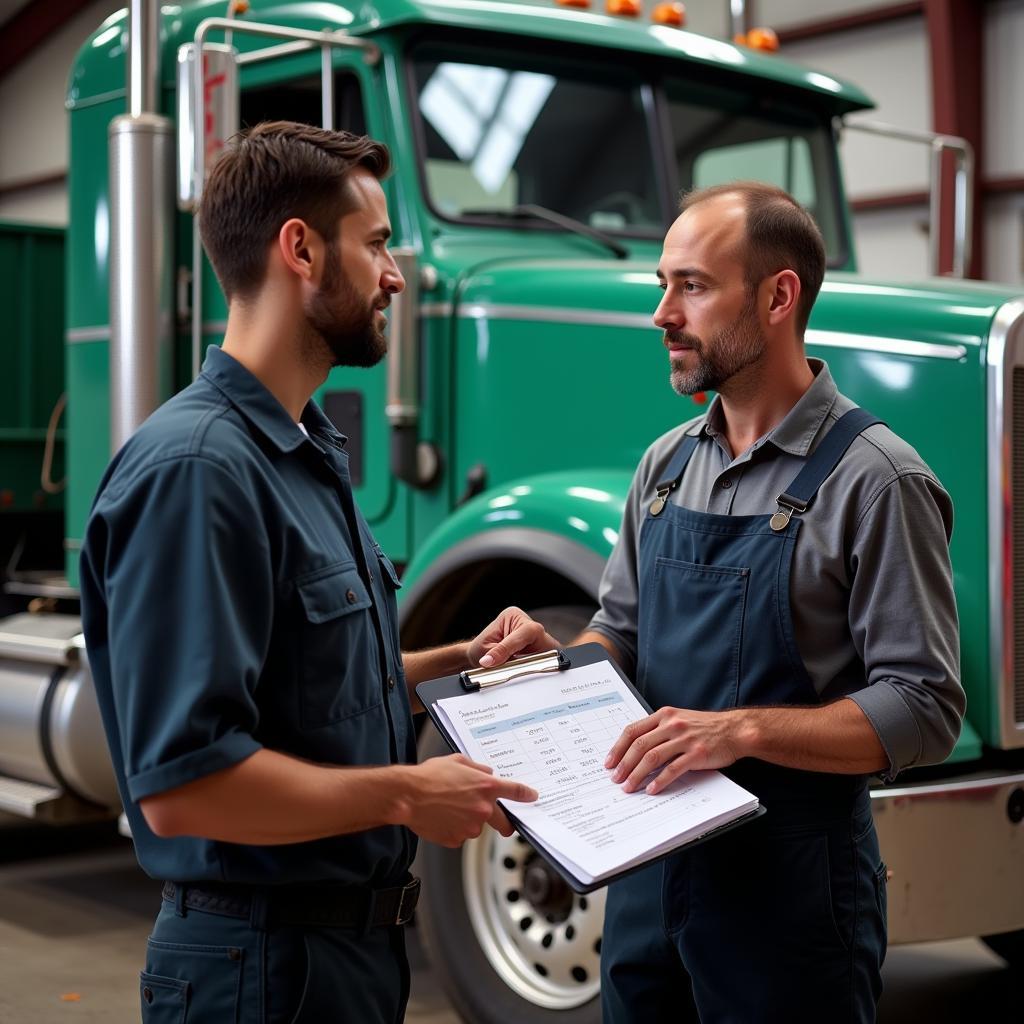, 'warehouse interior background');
1,0,1022,285
0,2,1020,1022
